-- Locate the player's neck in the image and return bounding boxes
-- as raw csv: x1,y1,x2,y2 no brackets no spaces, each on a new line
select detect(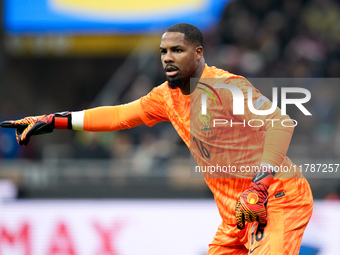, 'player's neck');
180,59,205,95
